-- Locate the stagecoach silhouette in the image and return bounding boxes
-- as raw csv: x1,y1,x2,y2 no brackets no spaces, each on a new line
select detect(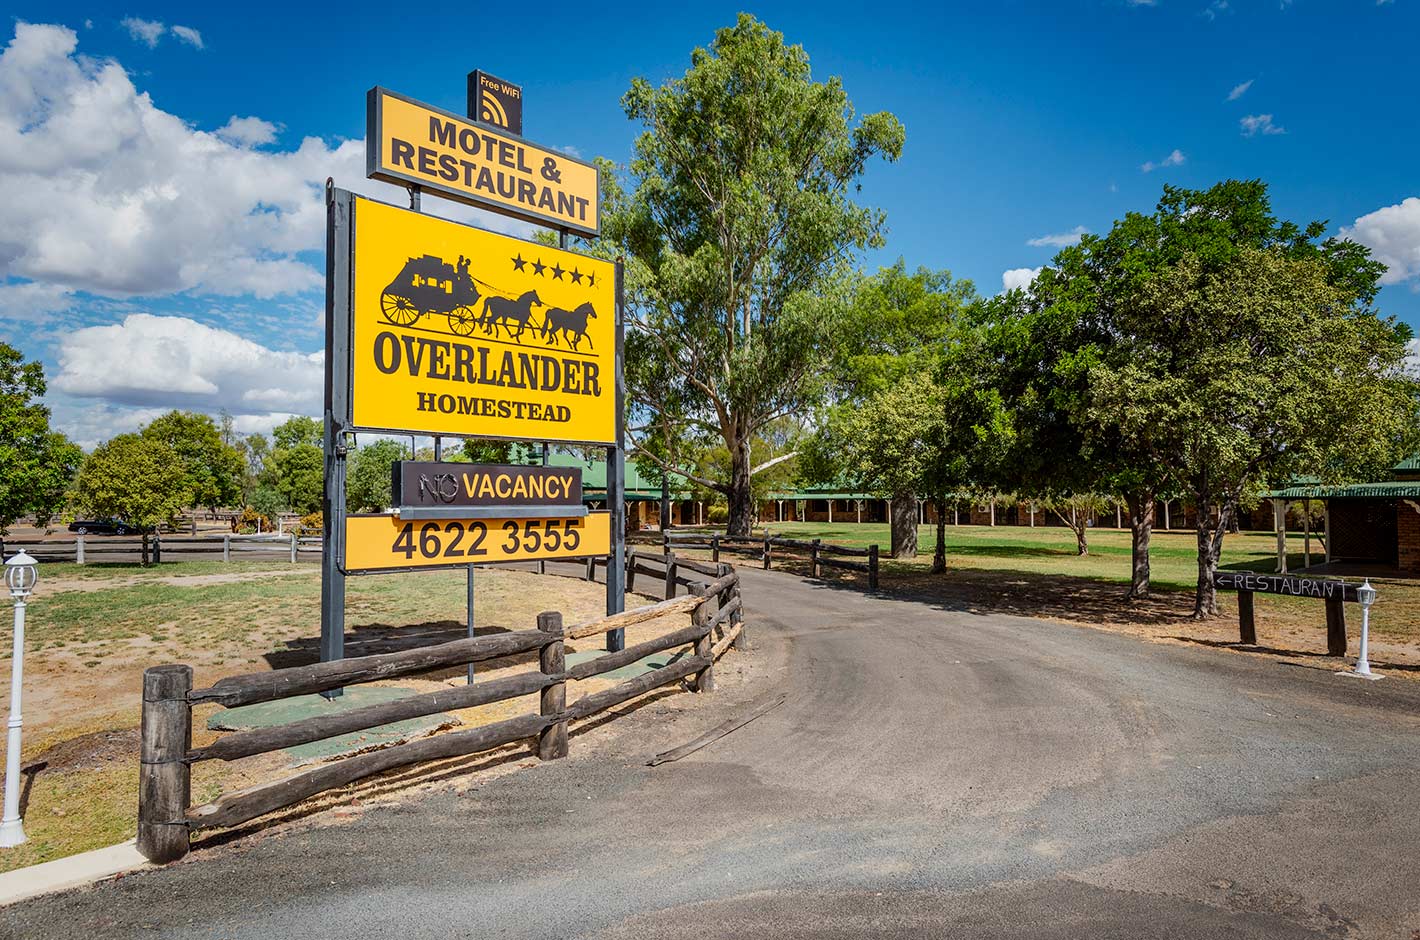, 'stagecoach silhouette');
381,255,482,335
379,253,597,350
